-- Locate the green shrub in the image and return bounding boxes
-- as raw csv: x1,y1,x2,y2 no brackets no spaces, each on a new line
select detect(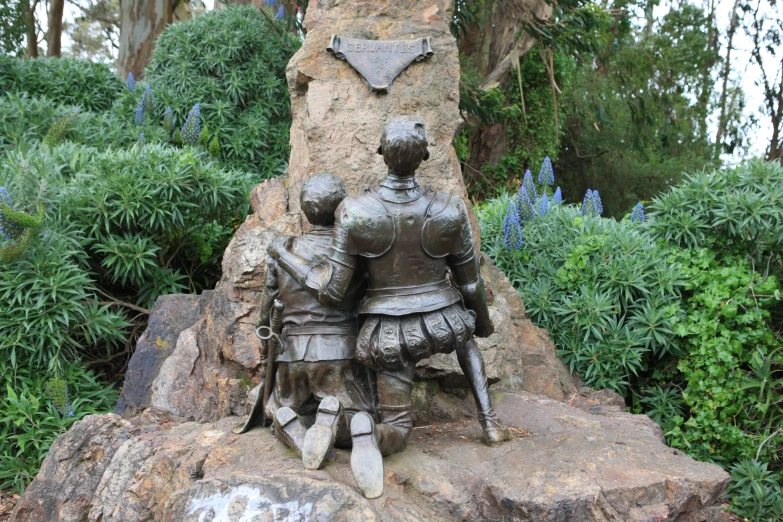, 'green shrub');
0,360,118,493
662,248,782,465
67,144,252,303
644,159,783,501
478,191,683,394
0,216,129,369
1,142,252,310
0,93,163,153
478,159,783,509
143,5,299,175
648,159,783,259
728,459,783,521
0,56,123,112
